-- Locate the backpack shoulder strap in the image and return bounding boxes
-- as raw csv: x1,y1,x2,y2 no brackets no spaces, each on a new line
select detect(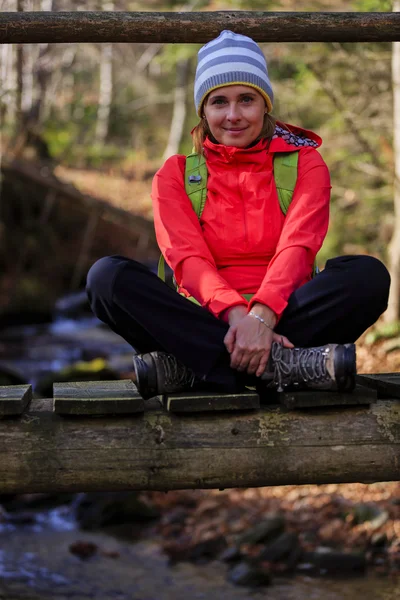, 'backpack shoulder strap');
273,150,319,277
157,151,208,282
273,151,299,215
157,253,167,282
184,151,208,218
